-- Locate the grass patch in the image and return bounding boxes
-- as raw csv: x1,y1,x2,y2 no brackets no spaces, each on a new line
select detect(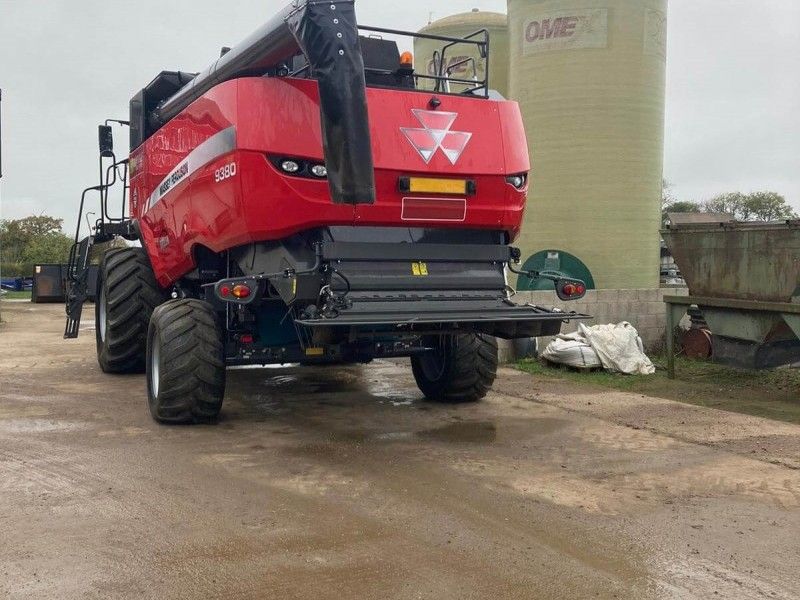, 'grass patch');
516,356,800,425
0,291,32,300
